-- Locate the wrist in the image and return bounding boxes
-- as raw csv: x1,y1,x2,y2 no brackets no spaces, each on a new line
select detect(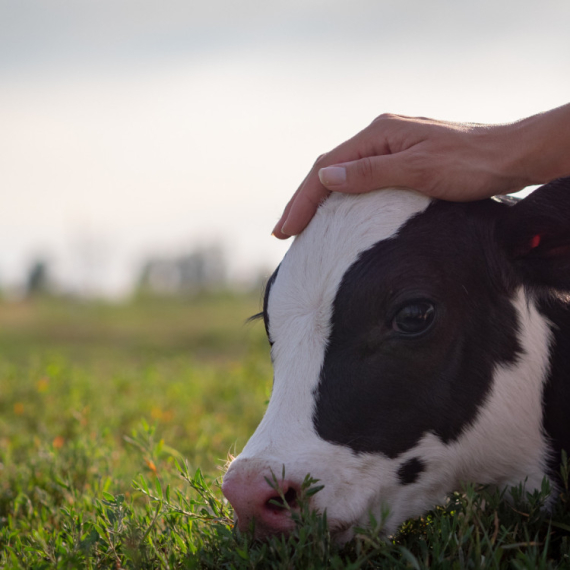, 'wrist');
493,119,540,188
503,105,570,186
